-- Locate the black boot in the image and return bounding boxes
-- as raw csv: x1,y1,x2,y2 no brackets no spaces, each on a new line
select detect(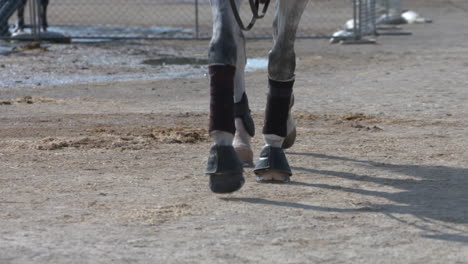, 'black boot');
205,65,244,193
254,78,295,182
